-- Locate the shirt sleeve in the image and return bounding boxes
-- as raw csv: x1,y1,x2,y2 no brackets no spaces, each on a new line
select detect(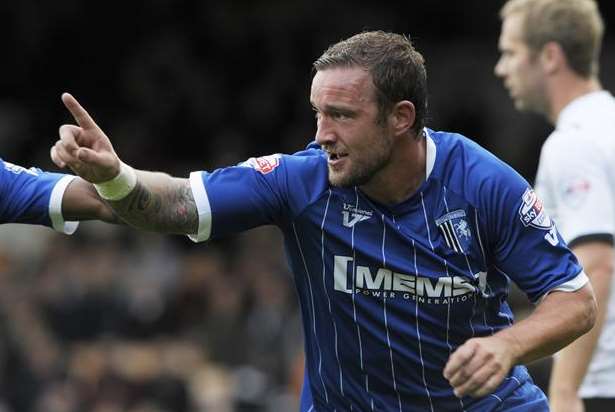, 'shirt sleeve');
484,162,585,303
188,150,328,242
536,133,614,248
0,160,79,234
